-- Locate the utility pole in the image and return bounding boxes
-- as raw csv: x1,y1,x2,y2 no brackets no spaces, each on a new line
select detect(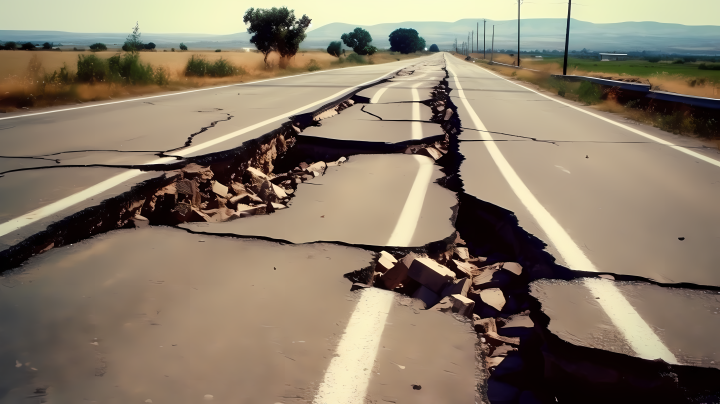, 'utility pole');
491,25,495,63
517,0,521,66
484,20,486,59
563,0,572,75
476,22,479,55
